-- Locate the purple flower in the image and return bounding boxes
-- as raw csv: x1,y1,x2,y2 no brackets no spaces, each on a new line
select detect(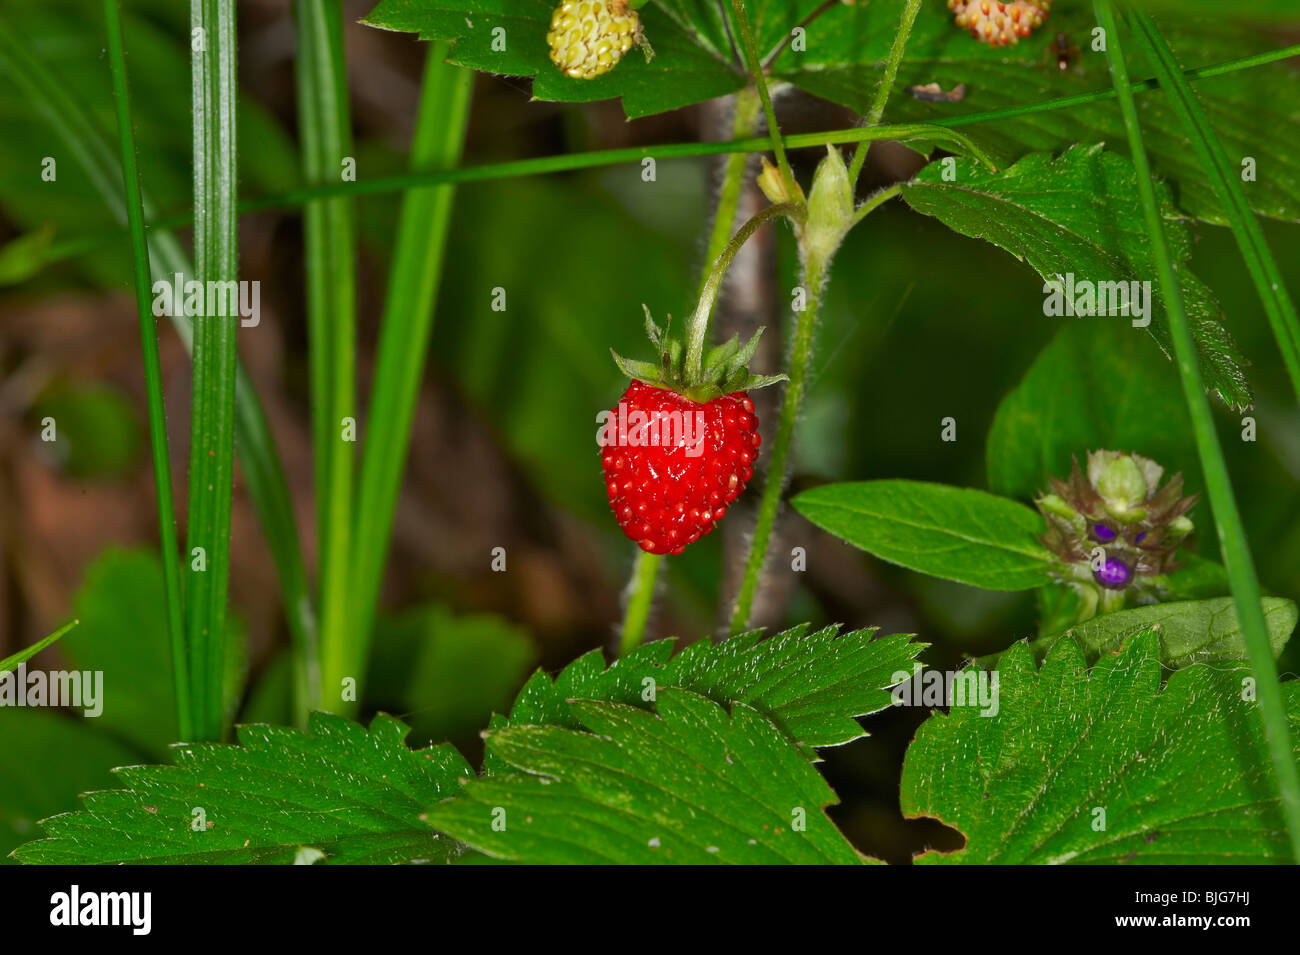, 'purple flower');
1090,523,1117,543
1094,557,1133,590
